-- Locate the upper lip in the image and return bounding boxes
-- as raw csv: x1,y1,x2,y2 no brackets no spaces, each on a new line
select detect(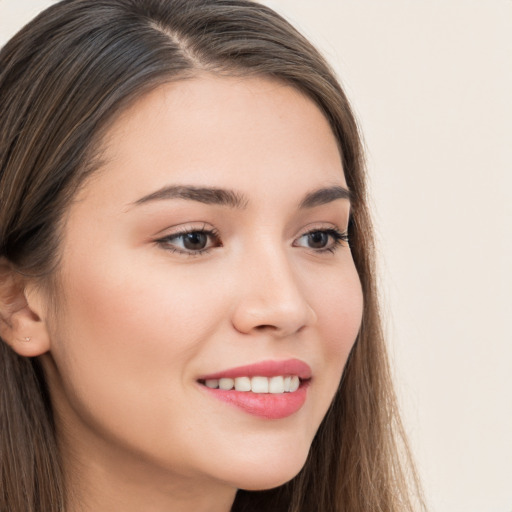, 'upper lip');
198,358,312,381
